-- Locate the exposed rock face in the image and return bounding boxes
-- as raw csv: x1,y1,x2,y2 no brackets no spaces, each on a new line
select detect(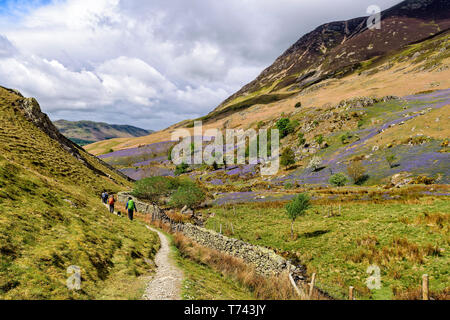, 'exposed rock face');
390,172,413,187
